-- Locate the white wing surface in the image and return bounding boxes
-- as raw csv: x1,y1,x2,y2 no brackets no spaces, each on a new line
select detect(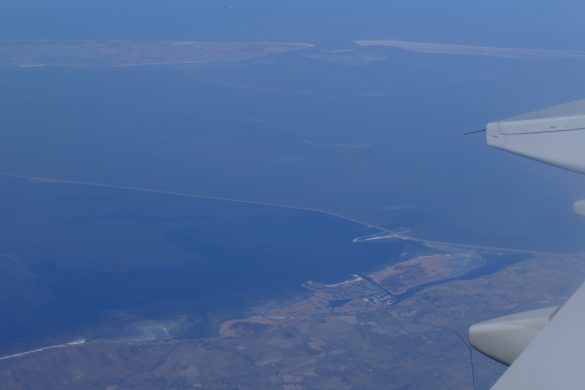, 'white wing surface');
490,281,585,389
470,99,585,389
486,99,585,173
